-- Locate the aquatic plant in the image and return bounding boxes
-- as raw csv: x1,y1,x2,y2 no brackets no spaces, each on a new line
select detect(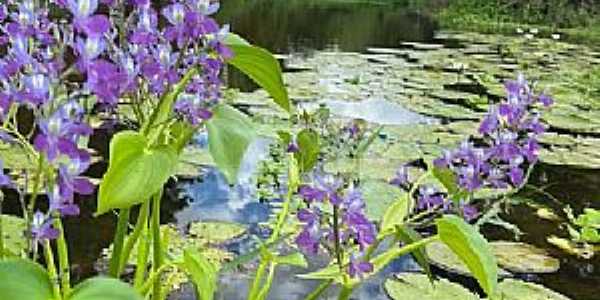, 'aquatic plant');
0,0,288,299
